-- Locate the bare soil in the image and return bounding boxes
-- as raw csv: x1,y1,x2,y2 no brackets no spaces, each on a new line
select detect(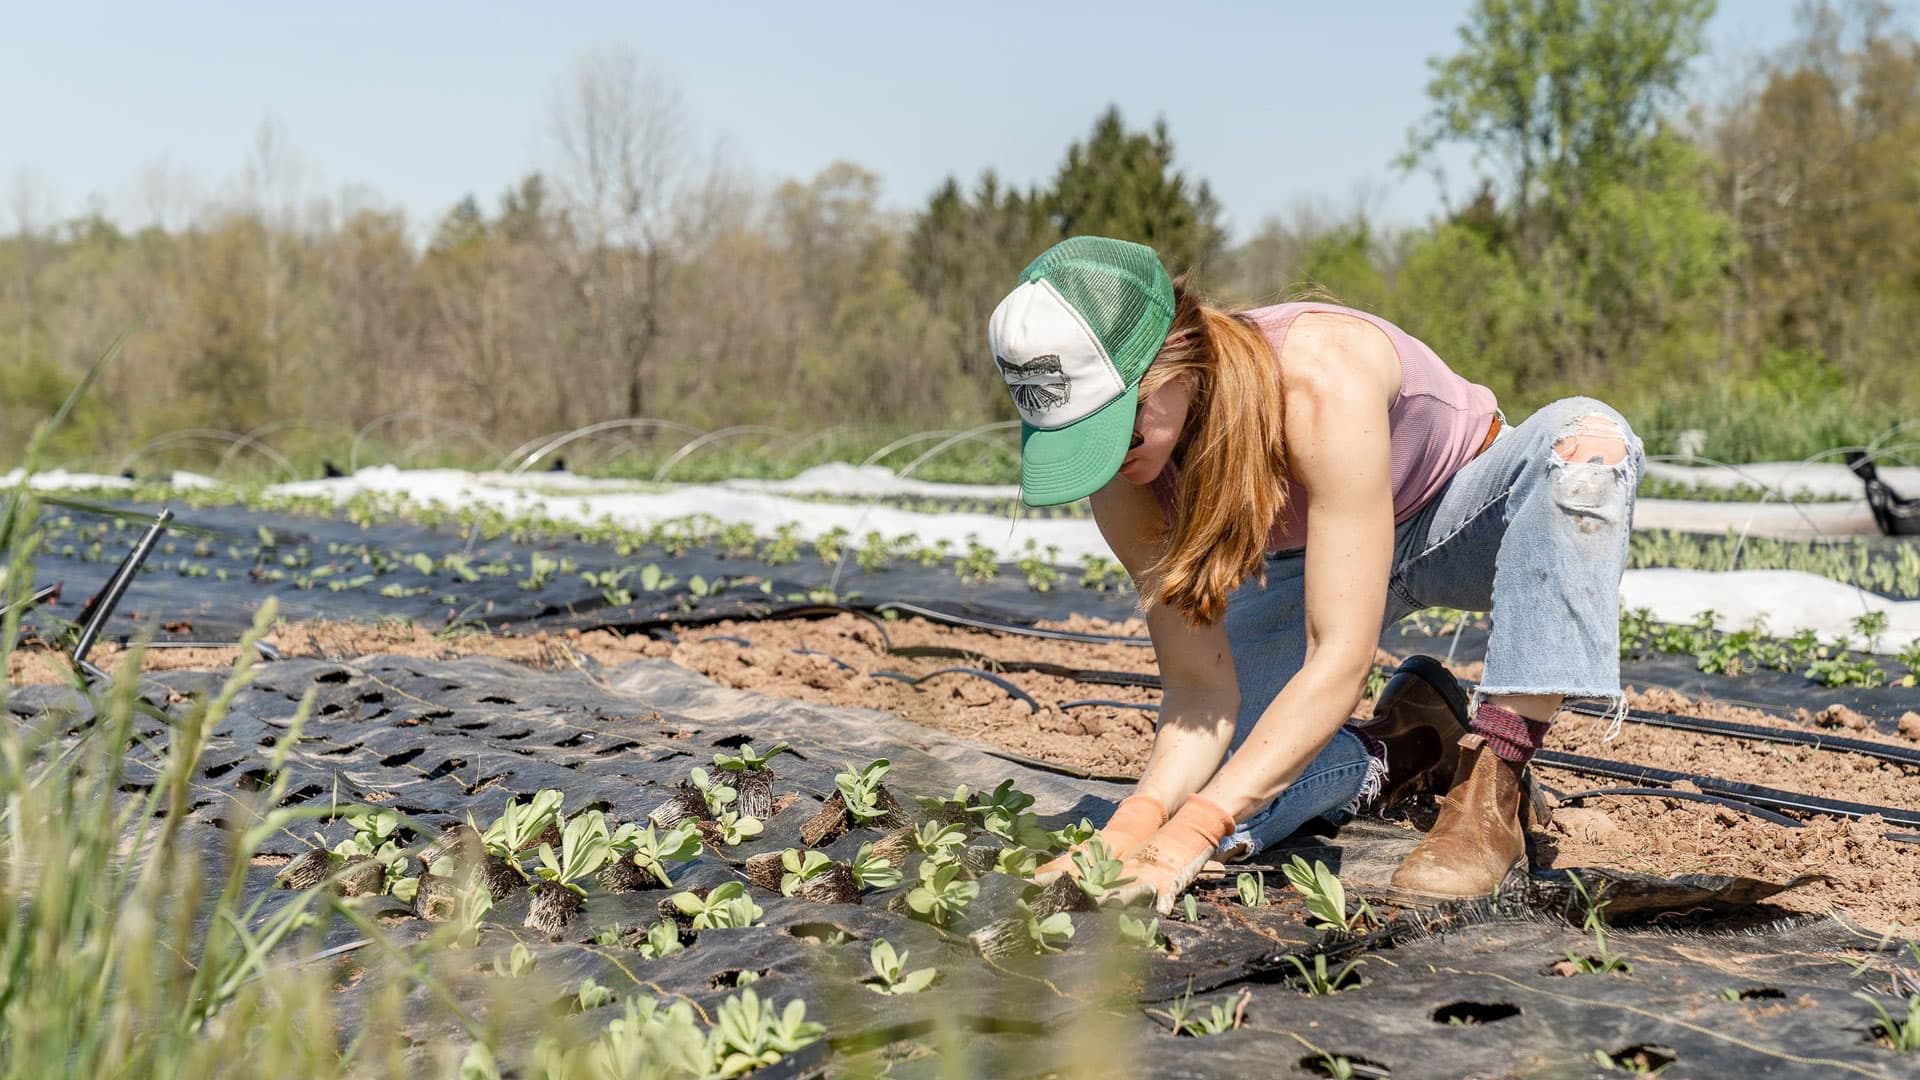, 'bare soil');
14,613,1920,931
